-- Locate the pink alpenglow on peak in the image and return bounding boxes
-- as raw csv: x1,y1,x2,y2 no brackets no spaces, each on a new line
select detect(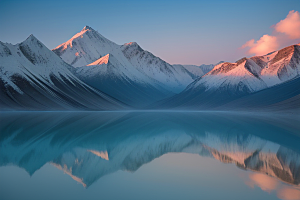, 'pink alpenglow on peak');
124,42,138,46
52,26,117,68
87,54,110,66
55,26,94,50
82,25,94,31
